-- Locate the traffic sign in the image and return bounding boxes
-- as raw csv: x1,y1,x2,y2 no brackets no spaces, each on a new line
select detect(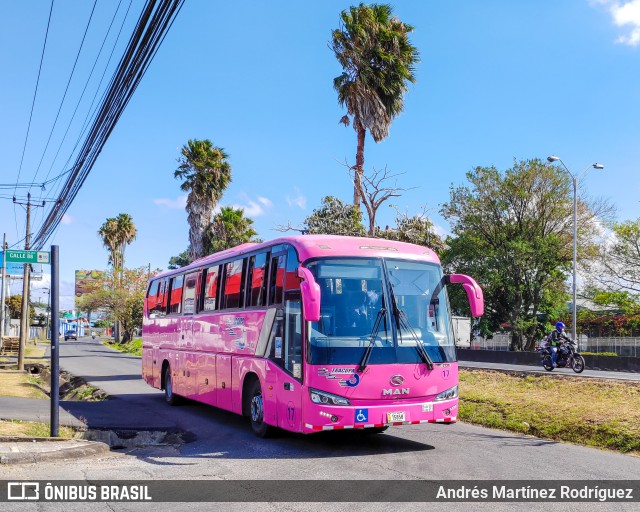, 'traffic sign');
1,250,50,265
0,261,25,276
